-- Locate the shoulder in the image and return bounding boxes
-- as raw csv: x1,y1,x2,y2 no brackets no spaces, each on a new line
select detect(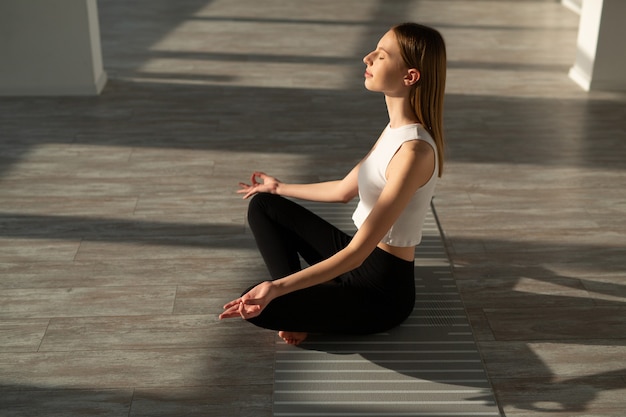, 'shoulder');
389,124,436,153
386,139,436,184
398,139,435,161
399,123,437,163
